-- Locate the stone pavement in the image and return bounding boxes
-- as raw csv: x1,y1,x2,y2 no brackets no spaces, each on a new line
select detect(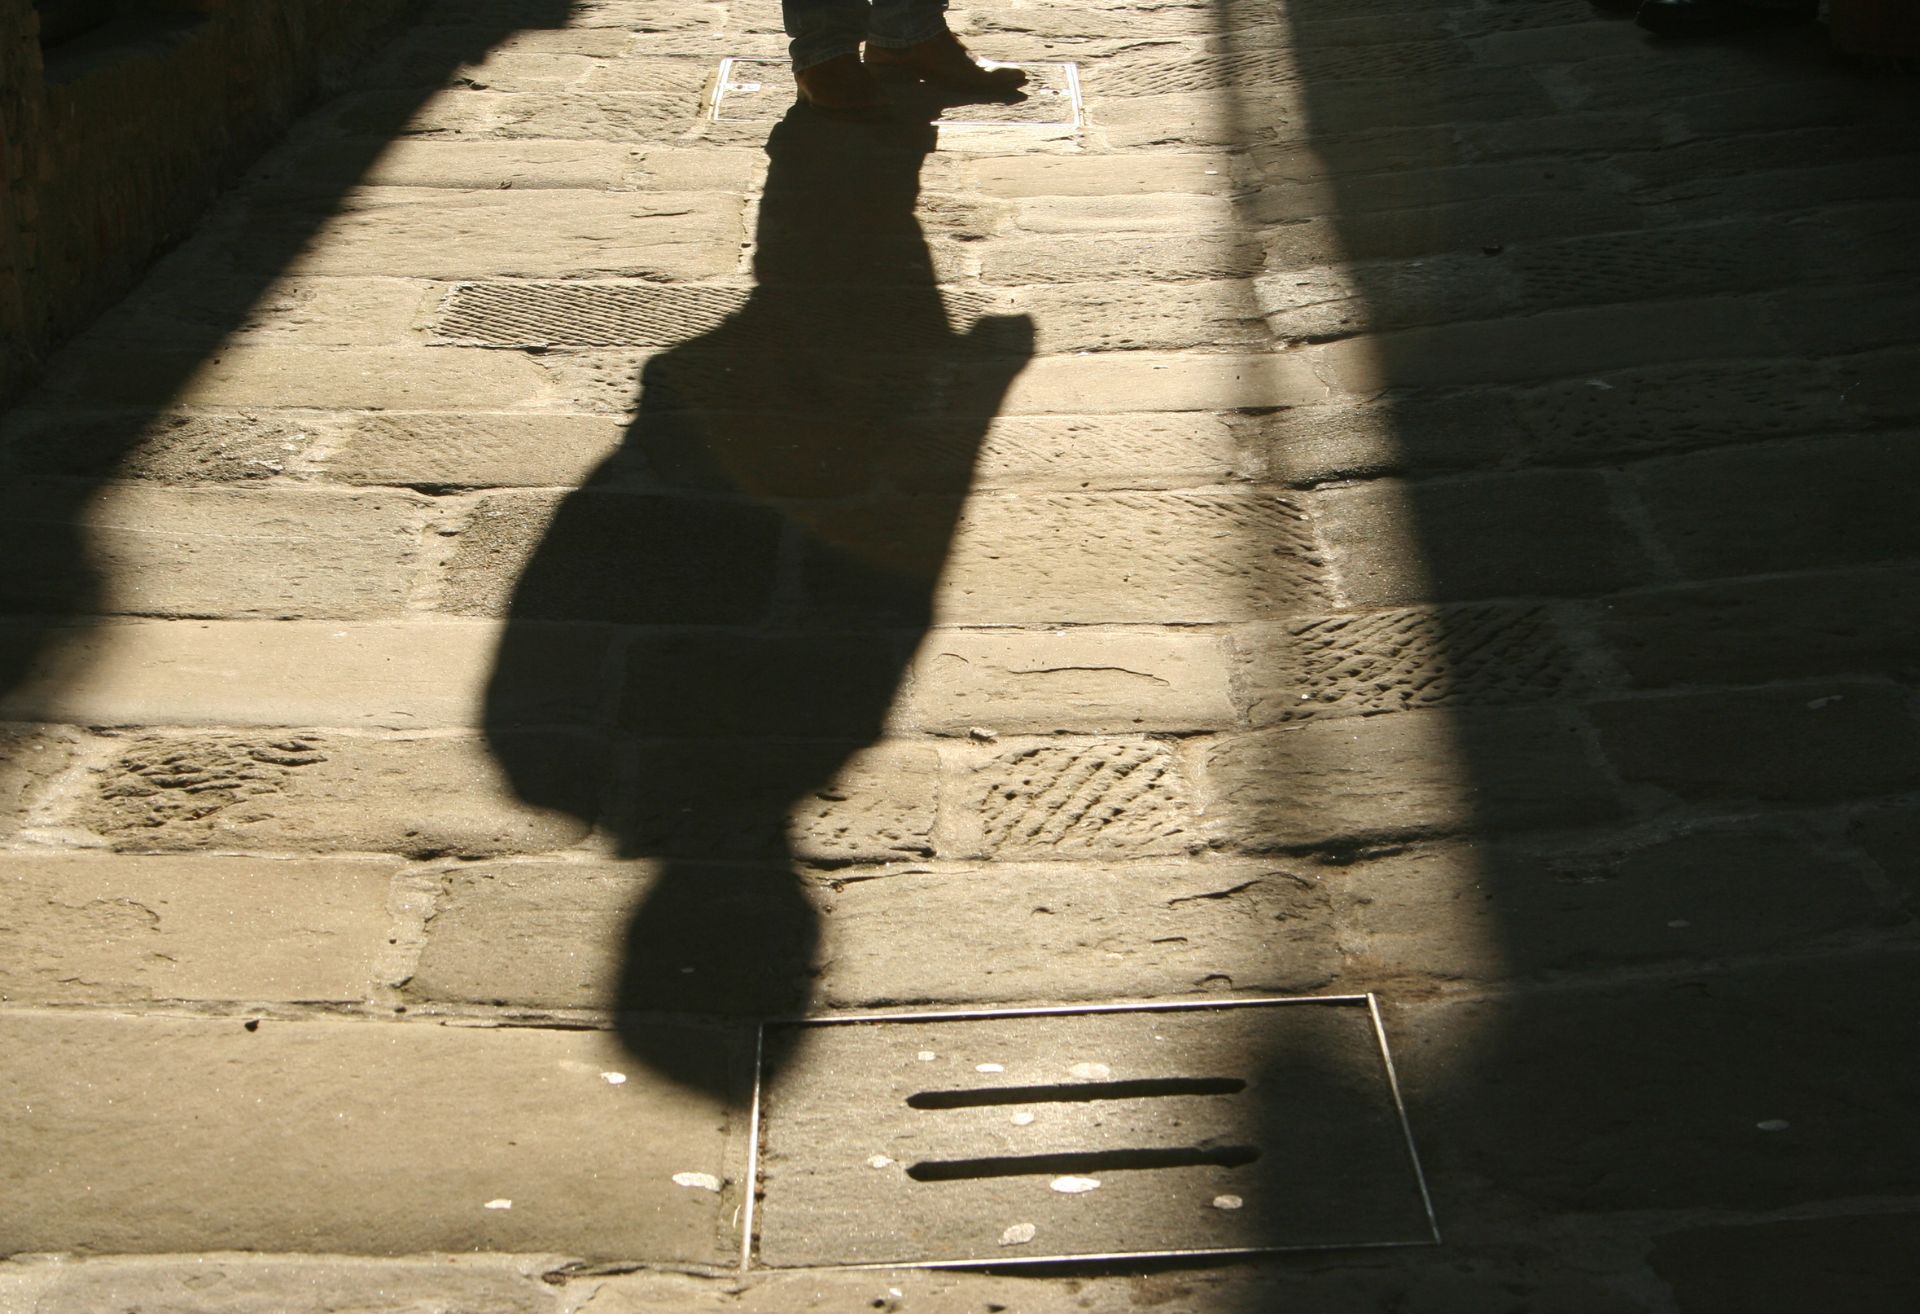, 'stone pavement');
4,0,1920,1309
